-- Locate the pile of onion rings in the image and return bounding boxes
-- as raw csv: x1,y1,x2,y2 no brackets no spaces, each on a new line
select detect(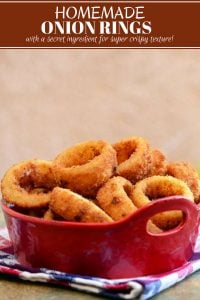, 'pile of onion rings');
1,137,199,231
